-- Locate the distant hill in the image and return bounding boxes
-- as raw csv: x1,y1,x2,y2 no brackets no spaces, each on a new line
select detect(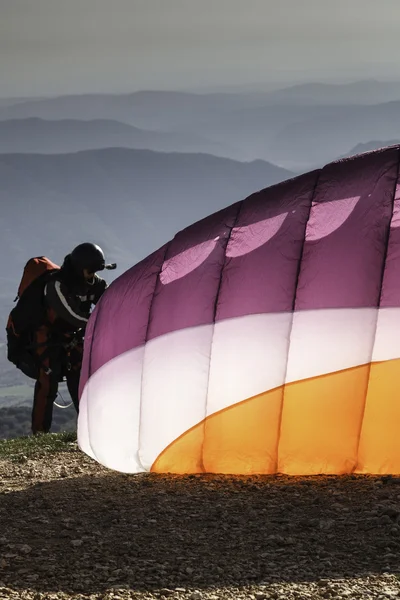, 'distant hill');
2,80,400,126
0,90,267,130
0,96,48,109
262,79,400,106
0,117,235,158
175,98,400,169
0,100,334,163
3,84,400,167
0,91,370,165
177,103,342,164
0,146,293,317
267,100,400,169
339,140,400,159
